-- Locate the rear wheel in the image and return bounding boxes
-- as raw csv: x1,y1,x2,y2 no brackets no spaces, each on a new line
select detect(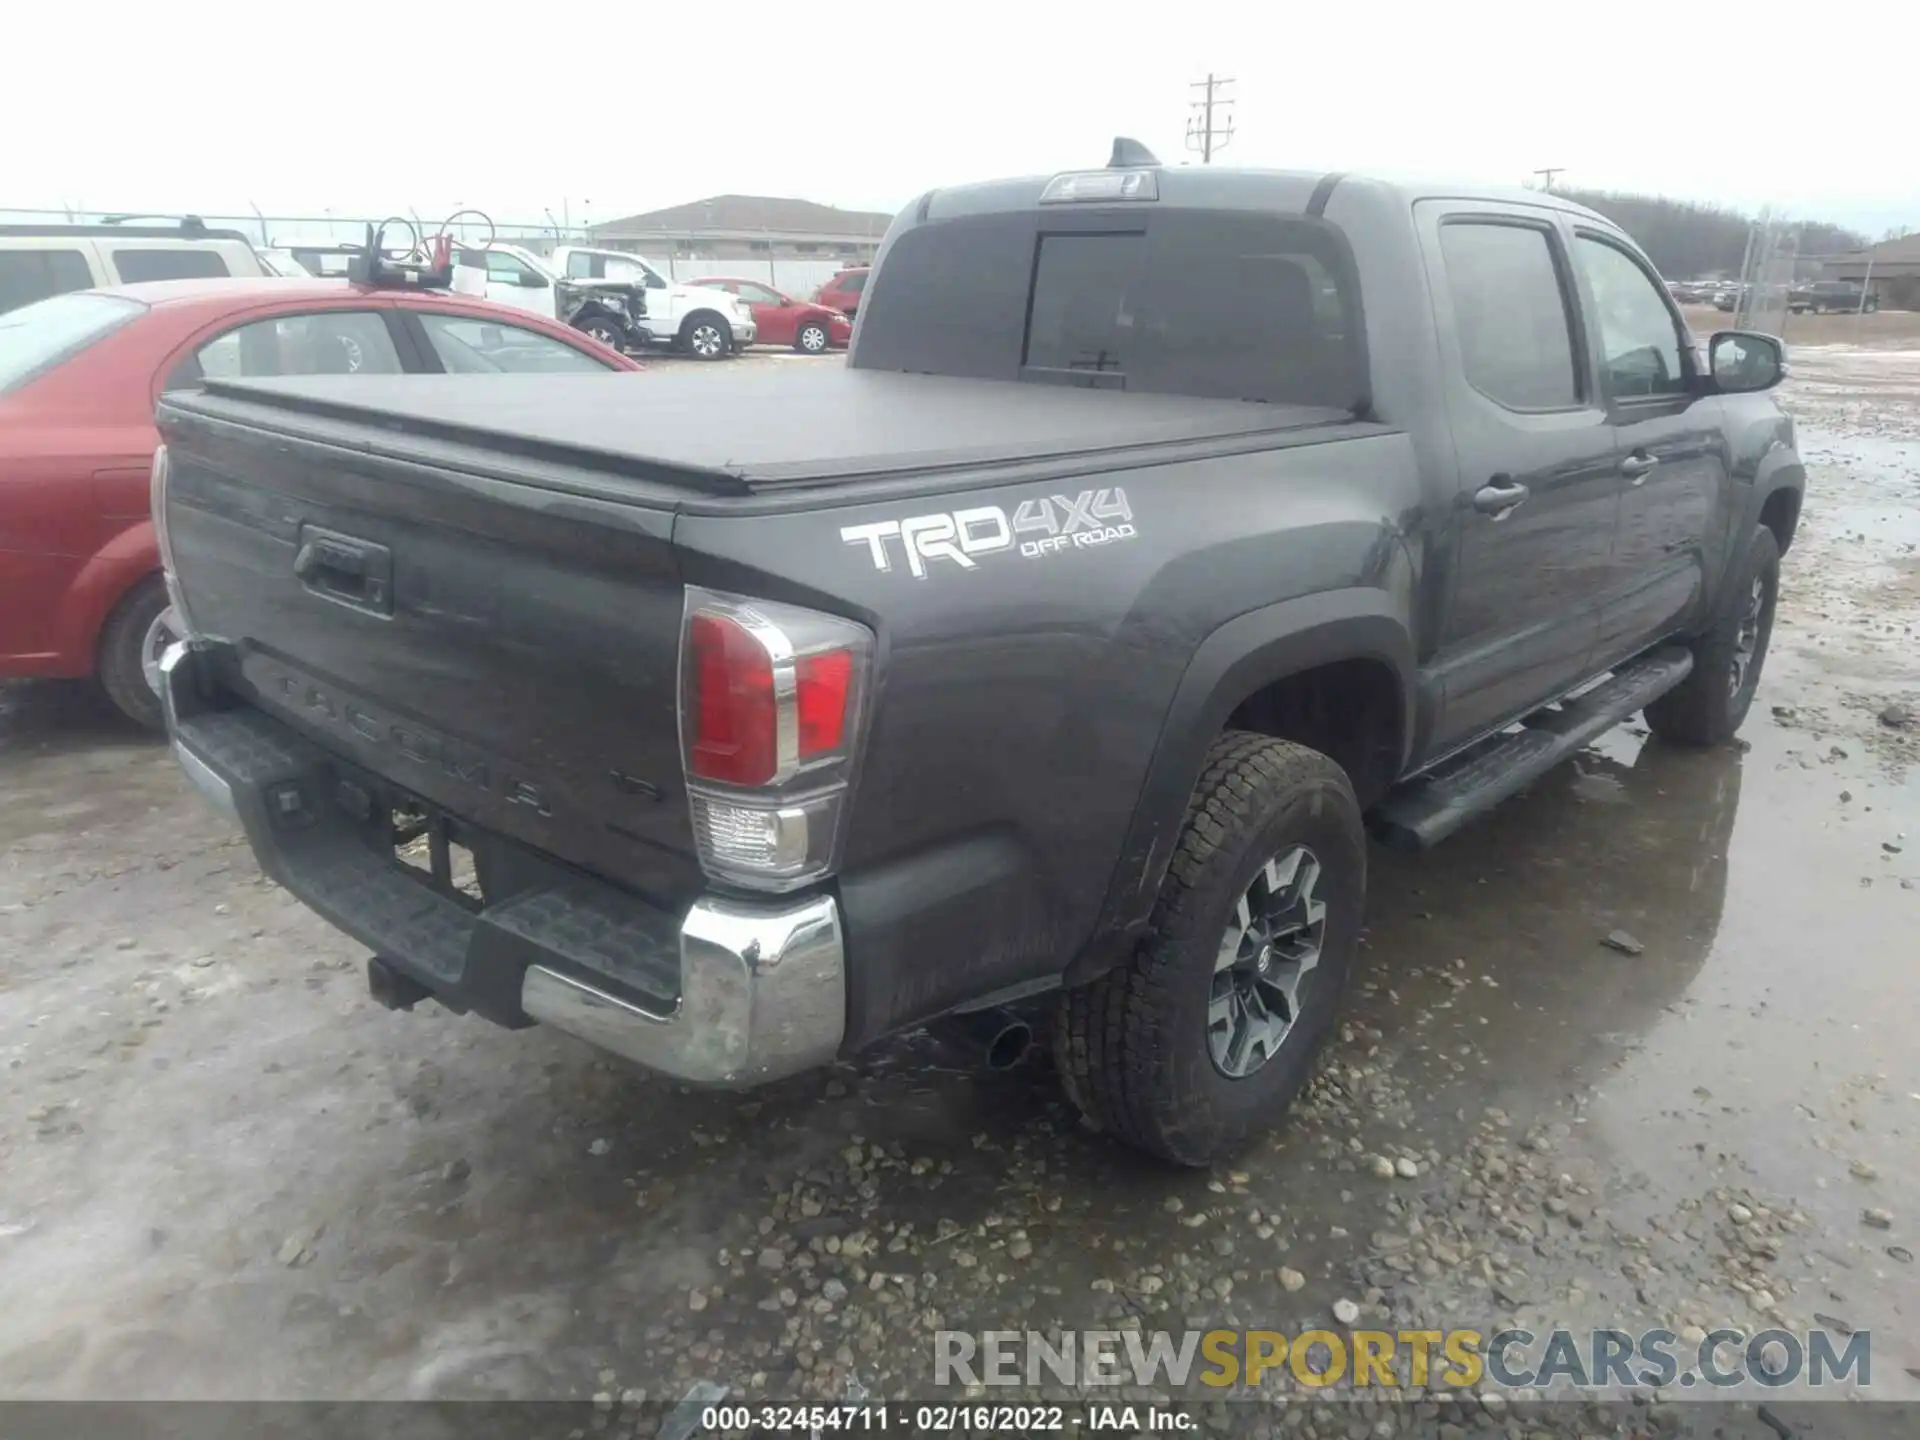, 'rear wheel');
1056,733,1366,1166
680,313,732,361
97,576,174,731
795,320,831,354
1644,524,1780,747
